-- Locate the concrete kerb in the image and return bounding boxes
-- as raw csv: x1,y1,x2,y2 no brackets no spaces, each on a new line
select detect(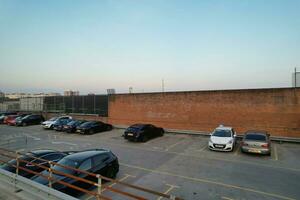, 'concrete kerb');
112,125,300,143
